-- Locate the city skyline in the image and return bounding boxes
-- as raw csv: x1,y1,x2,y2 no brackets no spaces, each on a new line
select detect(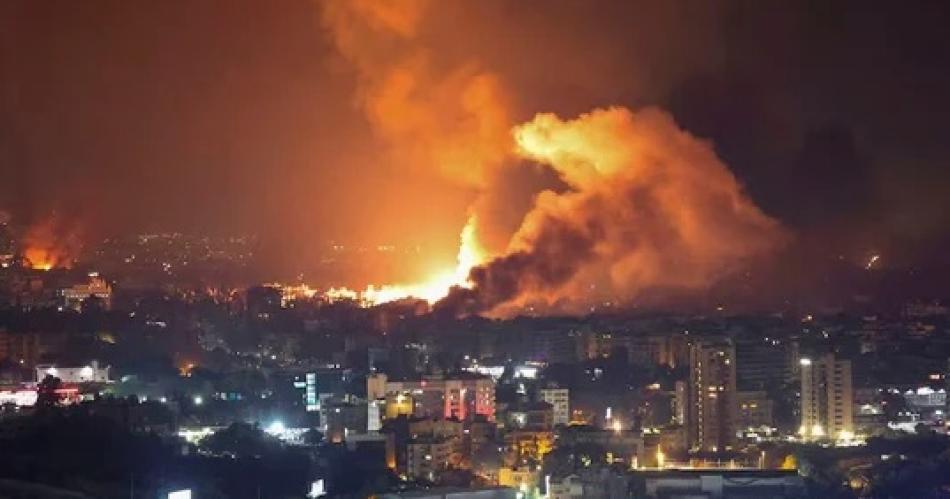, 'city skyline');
0,1,949,498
